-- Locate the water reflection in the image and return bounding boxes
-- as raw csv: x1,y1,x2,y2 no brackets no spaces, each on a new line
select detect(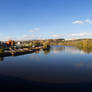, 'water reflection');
77,47,92,54
51,46,92,54
51,46,84,55
51,46,65,54
52,46,92,54
74,62,92,69
0,46,92,84
43,48,50,55
35,50,40,54
0,57,4,61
